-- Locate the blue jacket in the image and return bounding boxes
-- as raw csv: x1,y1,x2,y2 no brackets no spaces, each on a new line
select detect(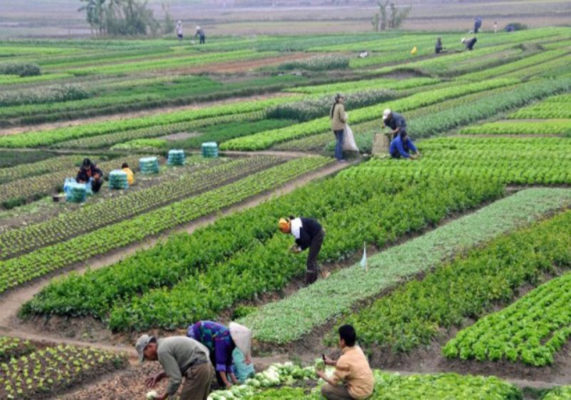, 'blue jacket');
390,135,418,158
385,112,407,133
